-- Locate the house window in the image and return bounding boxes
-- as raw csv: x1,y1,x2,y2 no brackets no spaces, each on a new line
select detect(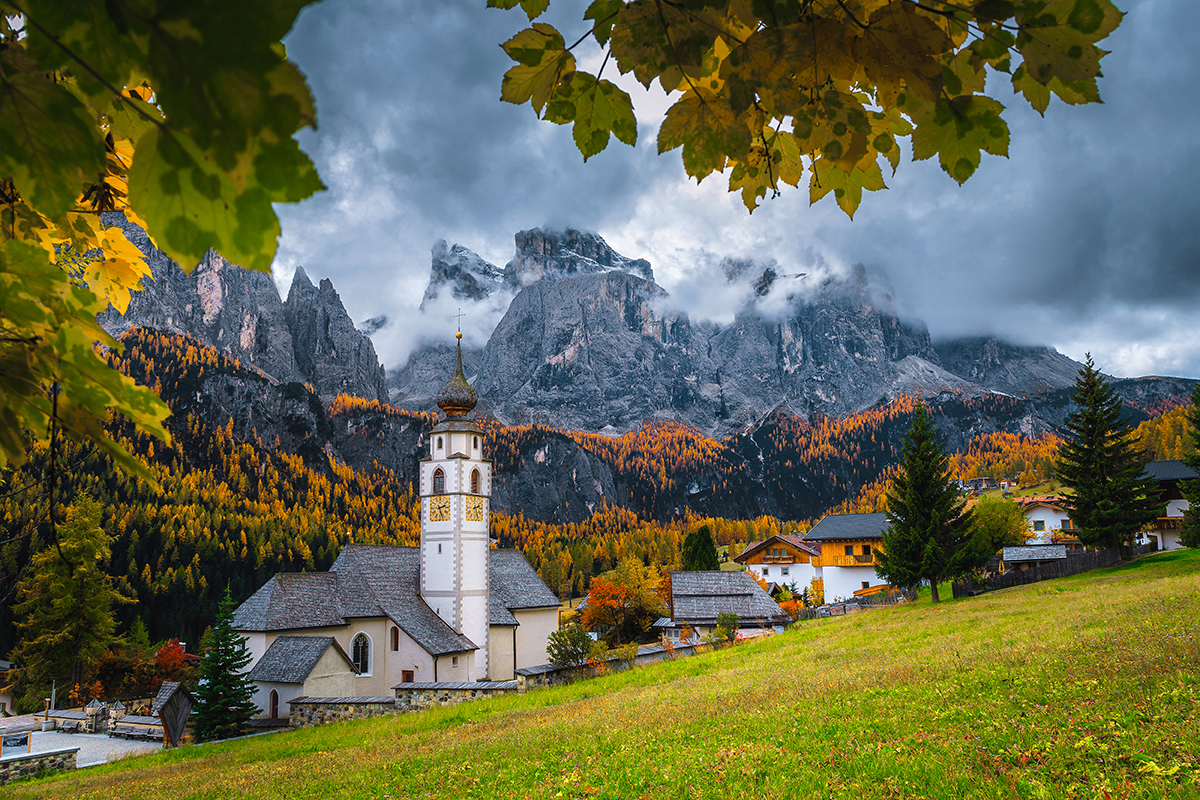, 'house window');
1033,520,1045,531
862,581,870,590
451,656,459,668
862,545,872,556
402,670,414,683
438,543,442,554
471,468,480,494
844,545,854,556
390,626,399,652
352,633,371,675
782,568,789,576
762,567,769,577
1063,519,1076,531
269,690,279,719
433,468,445,495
